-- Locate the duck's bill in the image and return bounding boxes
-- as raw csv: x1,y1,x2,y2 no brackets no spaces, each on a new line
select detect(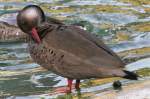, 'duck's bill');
31,27,41,43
